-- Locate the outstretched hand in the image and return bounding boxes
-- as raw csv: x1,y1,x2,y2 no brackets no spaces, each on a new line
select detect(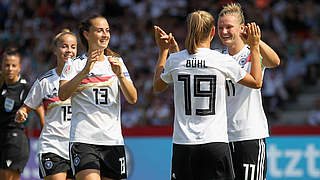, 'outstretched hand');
154,26,179,53
154,26,170,50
